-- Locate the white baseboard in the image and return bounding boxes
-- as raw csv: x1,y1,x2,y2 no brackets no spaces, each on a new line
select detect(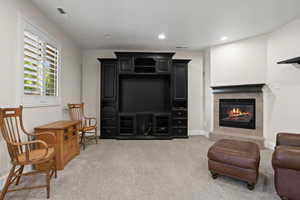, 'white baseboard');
188,130,209,137
265,140,275,150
